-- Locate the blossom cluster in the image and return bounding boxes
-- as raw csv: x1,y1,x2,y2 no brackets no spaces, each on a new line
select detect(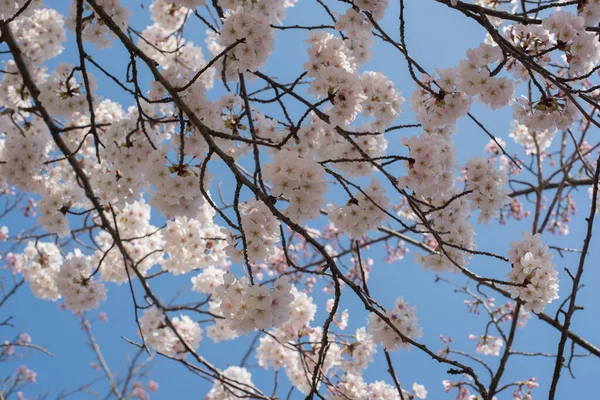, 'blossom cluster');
139,307,202,358
542,10,600,75
335,8,373,64
327,179,389,237
66,0,131,48
224,199,281,264
410,44,515,131
214,274,294,334
304,31,403,128
455,44,515,109
56,252,107,312
264,114,388,177
208,1,296,81
355,0,389,20
508,120,555,155
91,201,164,285
513,95,578,134
17,242,63,301
191,265,226,294
263,150,328,222
469,334,504,357
502,24,551,81
506,232,559,312
398,127,457,200
367,296,423,351
464,156,511,224
162,203,228,275
12,7,66,63
414,191,475,272
257,325,342,394
206,366,254,400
